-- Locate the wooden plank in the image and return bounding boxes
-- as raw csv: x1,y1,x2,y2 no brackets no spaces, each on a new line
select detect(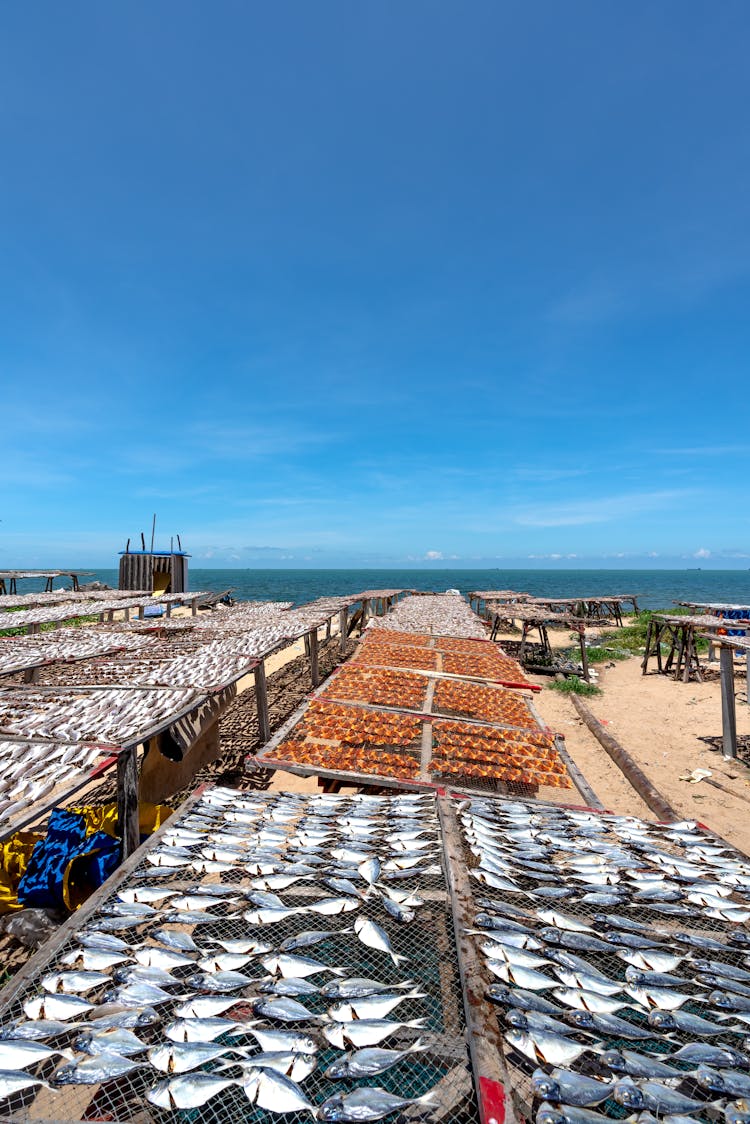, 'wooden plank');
308,628,319,688
254,660,270,744
437,795,514,1124
570,694,679,821
117,745,140,859
720,644,738,759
